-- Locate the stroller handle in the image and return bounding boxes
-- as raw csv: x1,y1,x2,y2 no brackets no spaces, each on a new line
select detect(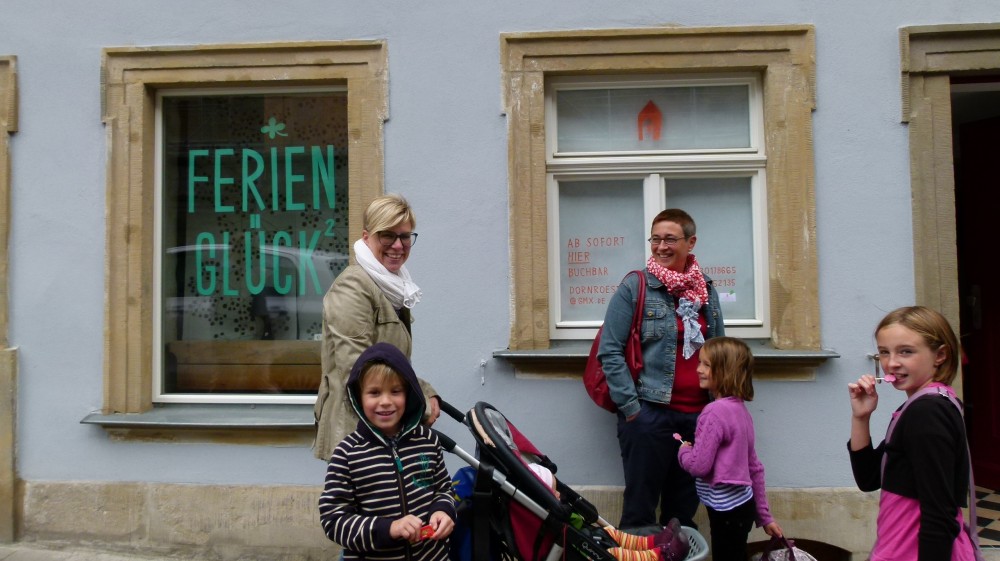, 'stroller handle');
437,398,465,423
433,429,458,453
